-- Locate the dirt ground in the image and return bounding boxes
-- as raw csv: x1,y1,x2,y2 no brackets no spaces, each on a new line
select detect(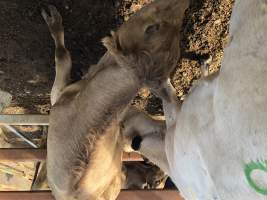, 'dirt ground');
172,0,234,99
0,0,234,115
